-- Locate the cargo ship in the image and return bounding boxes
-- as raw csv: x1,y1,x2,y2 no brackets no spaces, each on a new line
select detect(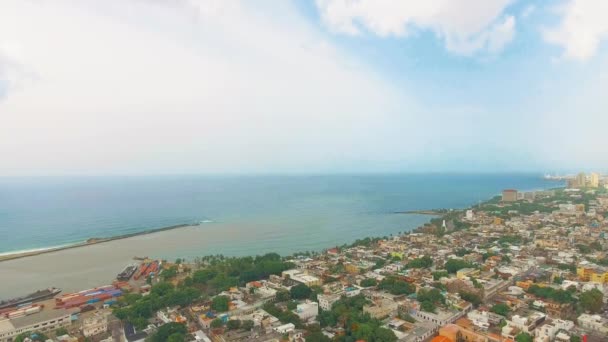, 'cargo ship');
0,287,61,310
117,264,138,281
